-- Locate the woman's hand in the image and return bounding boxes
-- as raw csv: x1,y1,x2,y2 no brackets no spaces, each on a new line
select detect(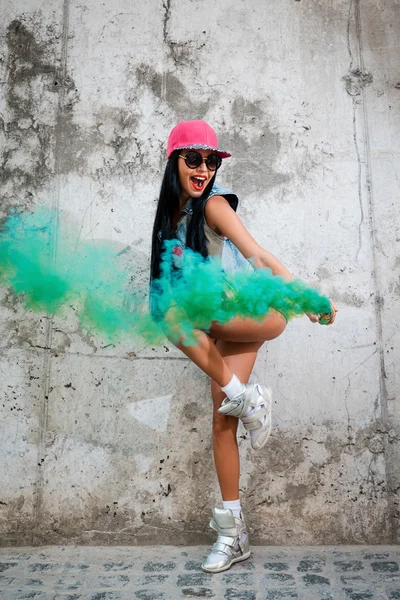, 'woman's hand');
306,312,320,323
307,299,338,325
